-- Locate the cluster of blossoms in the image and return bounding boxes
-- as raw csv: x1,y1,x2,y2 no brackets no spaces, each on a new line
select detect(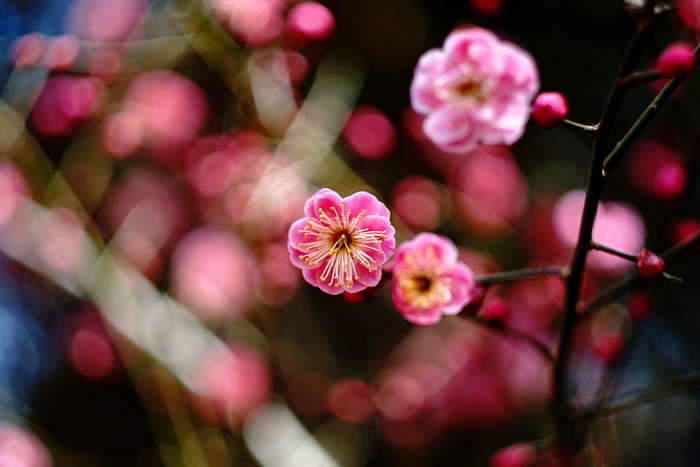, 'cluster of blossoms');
288,188,476,324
